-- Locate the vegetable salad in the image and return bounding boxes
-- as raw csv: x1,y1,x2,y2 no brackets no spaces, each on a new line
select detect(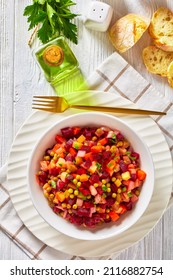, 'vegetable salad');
36,126,146,228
